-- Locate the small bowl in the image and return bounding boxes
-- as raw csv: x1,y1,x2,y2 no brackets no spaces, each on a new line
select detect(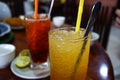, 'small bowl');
53,16,65,27
0,22,11,37
91,32,99,46
0,44,15,69
19,15,25,20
